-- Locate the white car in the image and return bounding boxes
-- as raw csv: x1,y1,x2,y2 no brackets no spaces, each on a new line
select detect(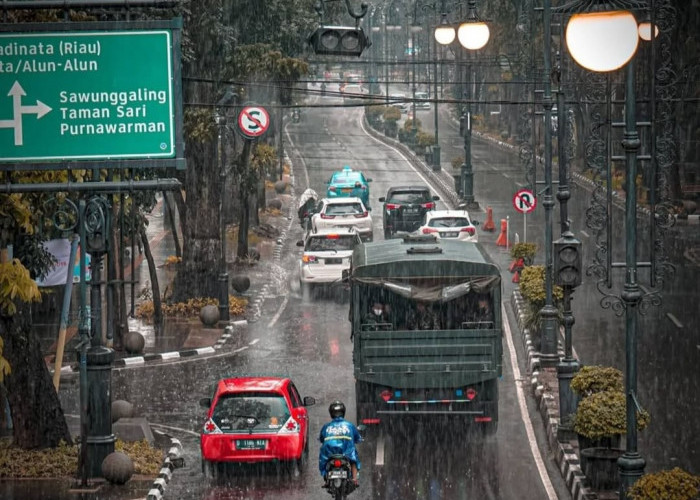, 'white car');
297,228,362,292
414,210,479,242
389,93,410,113
311,197,373,242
